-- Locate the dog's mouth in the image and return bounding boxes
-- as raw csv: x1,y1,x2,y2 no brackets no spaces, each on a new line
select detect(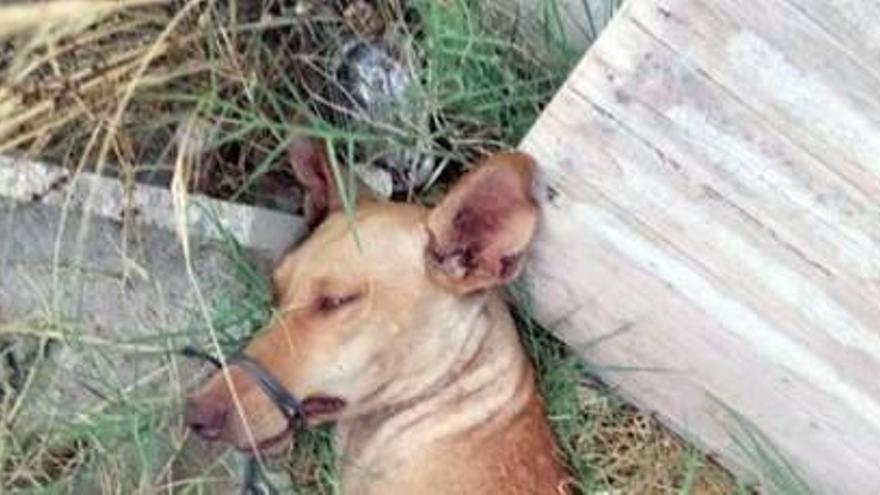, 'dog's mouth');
301,395,347,419
239,395,347,454
250,427,293,453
